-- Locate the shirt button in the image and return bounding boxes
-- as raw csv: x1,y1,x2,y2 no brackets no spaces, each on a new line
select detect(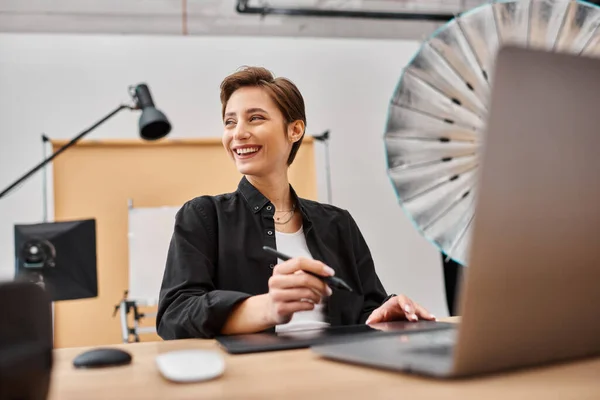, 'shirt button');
267,230,273,236
266,205,272,211
254,206,259,210
269,264,275,269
